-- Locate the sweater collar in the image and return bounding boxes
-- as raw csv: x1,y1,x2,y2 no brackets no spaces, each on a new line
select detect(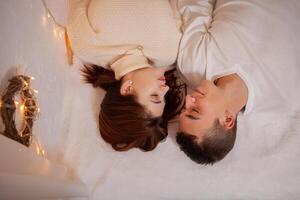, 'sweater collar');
111,54,151,80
